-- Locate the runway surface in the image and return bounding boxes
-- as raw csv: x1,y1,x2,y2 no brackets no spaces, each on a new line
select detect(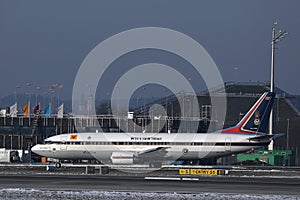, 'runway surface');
0,174,299,196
